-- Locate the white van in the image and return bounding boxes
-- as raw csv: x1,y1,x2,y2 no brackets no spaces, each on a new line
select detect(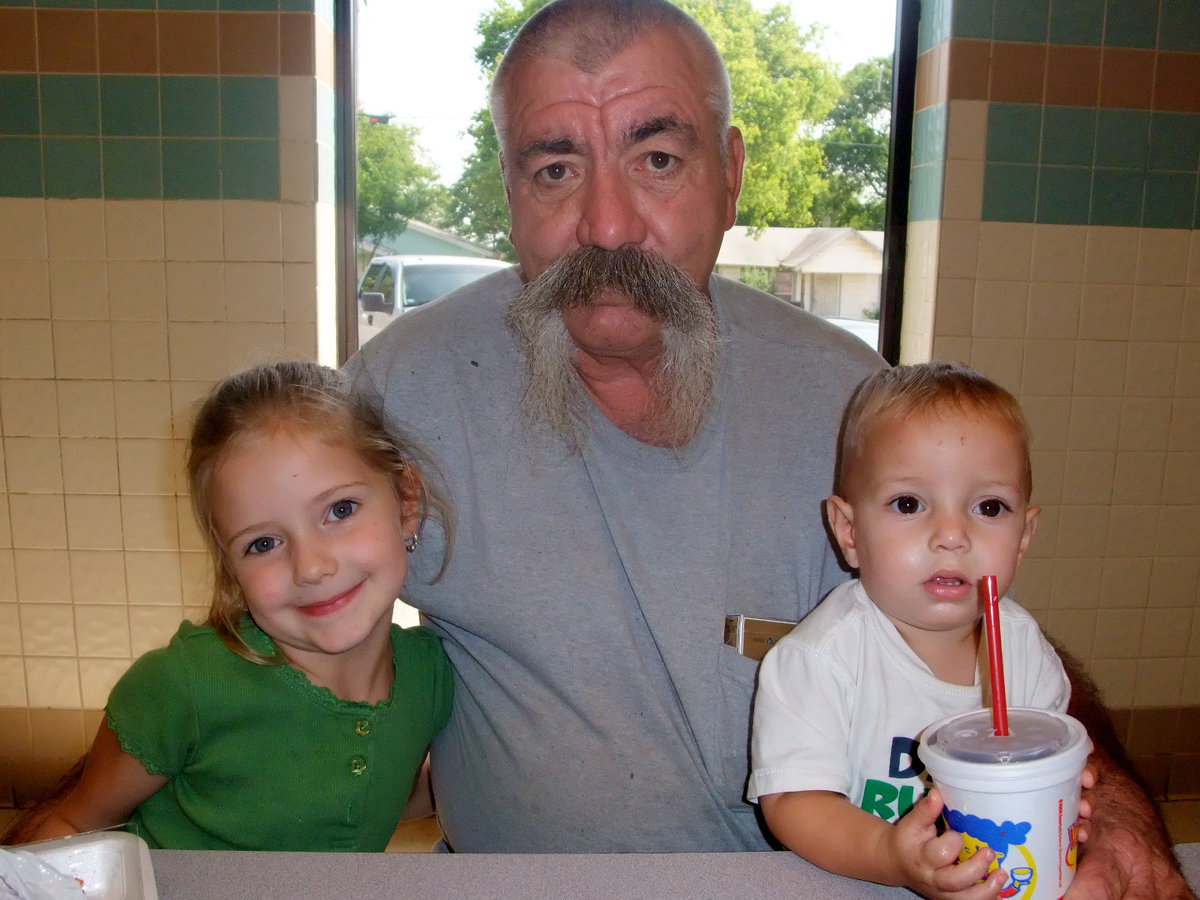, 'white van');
357,254,511,343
